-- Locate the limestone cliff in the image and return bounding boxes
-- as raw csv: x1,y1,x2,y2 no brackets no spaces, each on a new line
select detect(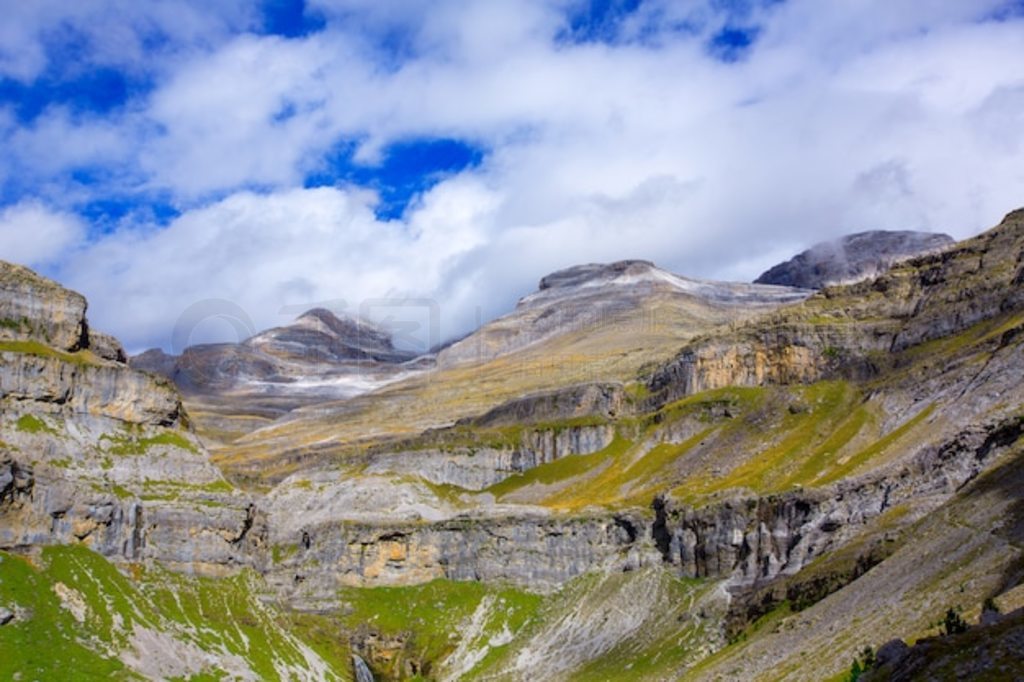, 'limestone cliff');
649,209,1024,404
0,260,262,574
